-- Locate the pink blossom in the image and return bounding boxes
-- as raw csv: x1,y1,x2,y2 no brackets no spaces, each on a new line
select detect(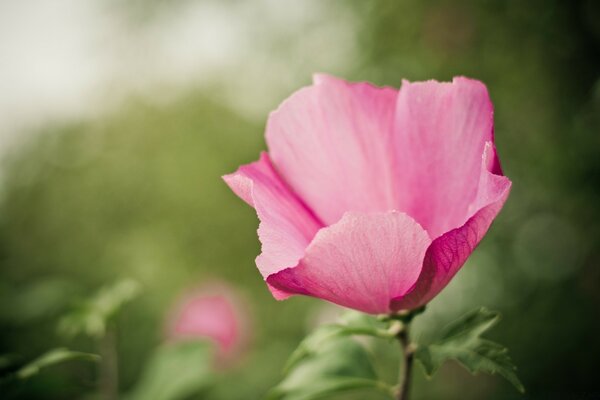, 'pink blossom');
223,74,511,314
166,283,248,361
